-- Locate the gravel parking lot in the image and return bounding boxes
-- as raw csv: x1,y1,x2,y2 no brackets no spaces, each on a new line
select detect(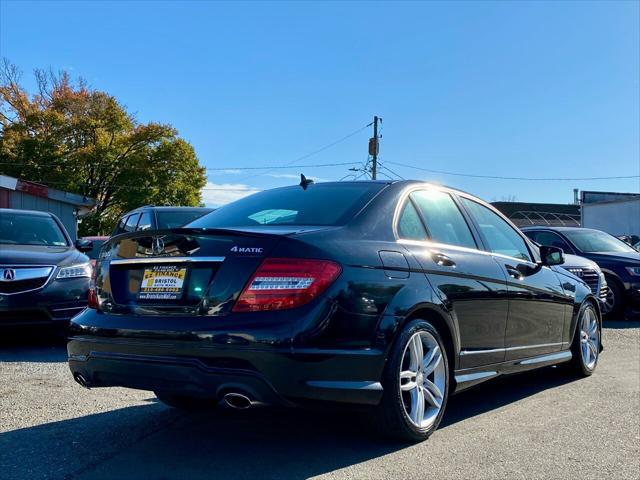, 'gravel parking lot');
1,321,638,480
